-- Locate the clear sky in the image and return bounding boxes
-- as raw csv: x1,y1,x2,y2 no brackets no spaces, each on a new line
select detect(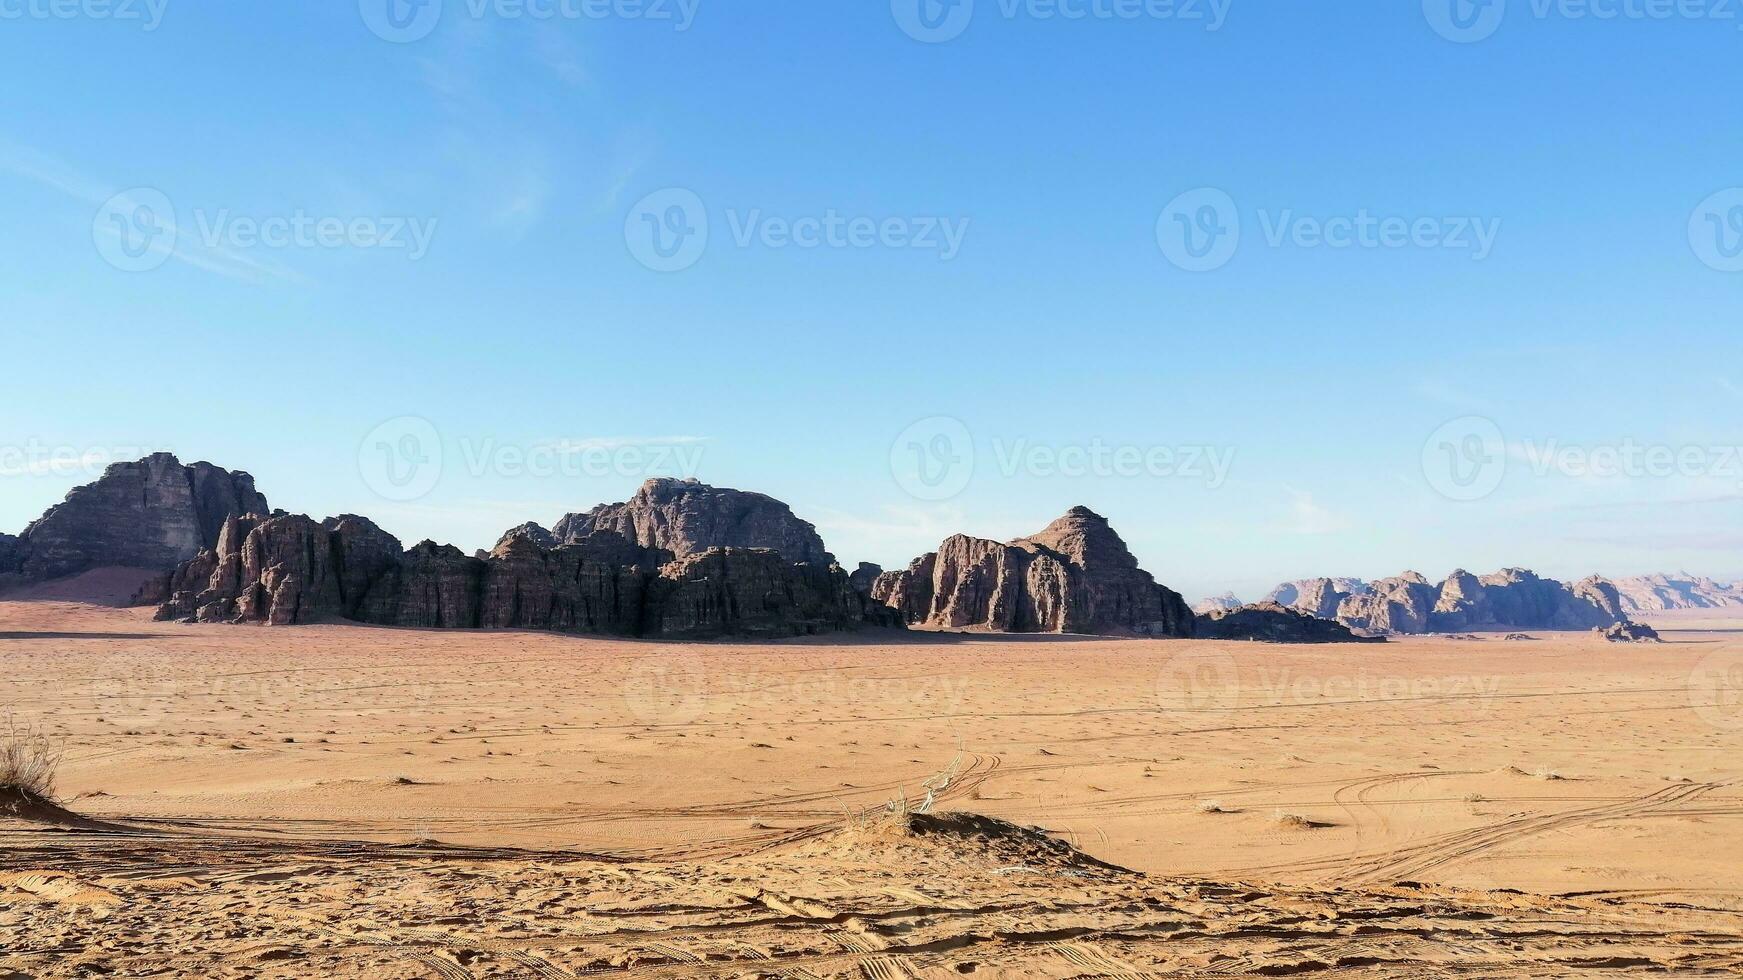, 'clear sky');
3,1,1741,601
